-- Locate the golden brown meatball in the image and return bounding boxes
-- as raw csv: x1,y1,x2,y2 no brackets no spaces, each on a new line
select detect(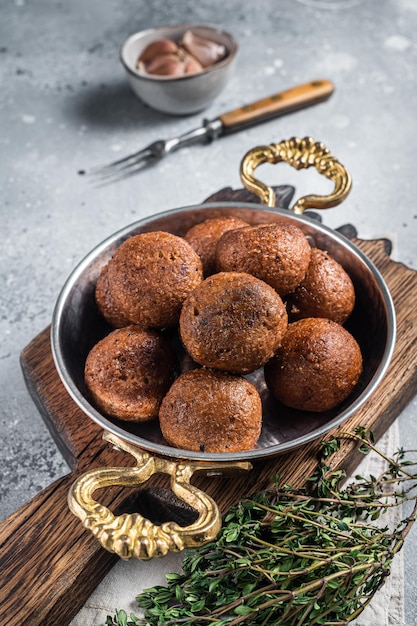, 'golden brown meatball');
184,216,249,276
179,272,288,374
84,325,178,422
287,248,355,324
215,223,311,296
264,317,363,412
107,231,203,329
95,263,130,328
159,369,262,453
